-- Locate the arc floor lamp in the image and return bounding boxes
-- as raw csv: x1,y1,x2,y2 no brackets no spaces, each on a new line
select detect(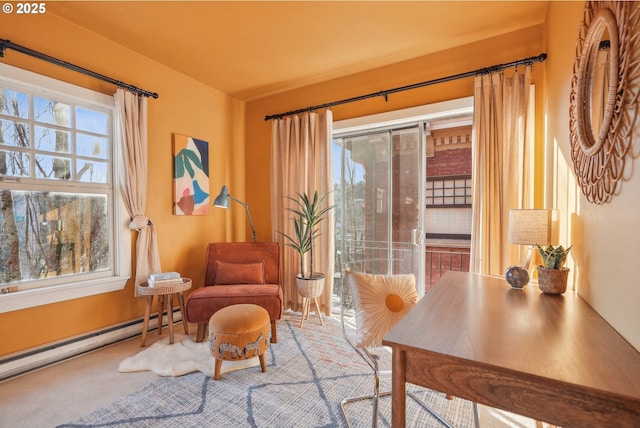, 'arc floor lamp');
213,185,257,242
